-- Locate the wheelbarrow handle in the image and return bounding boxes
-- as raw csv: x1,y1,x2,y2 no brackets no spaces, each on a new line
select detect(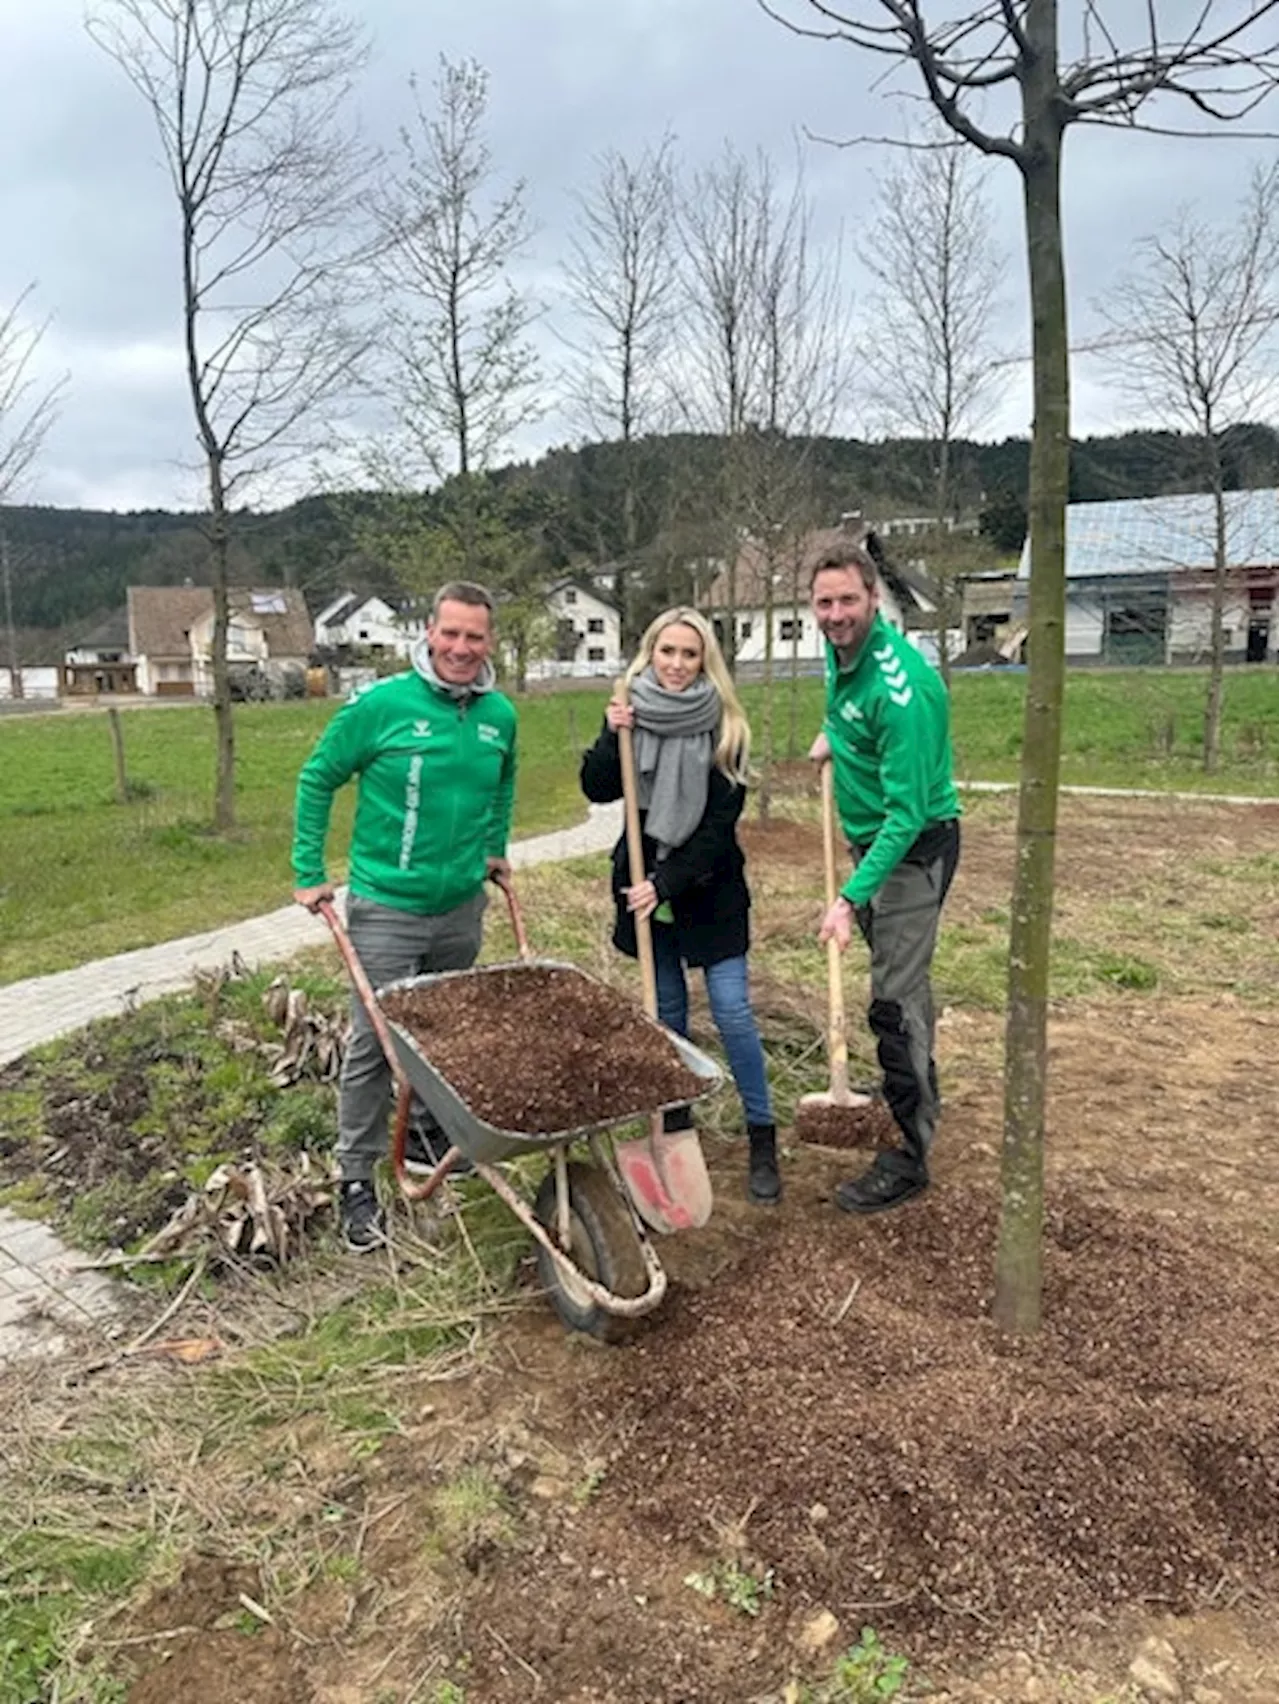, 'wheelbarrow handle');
316,898,410,1094
488,866,533,963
